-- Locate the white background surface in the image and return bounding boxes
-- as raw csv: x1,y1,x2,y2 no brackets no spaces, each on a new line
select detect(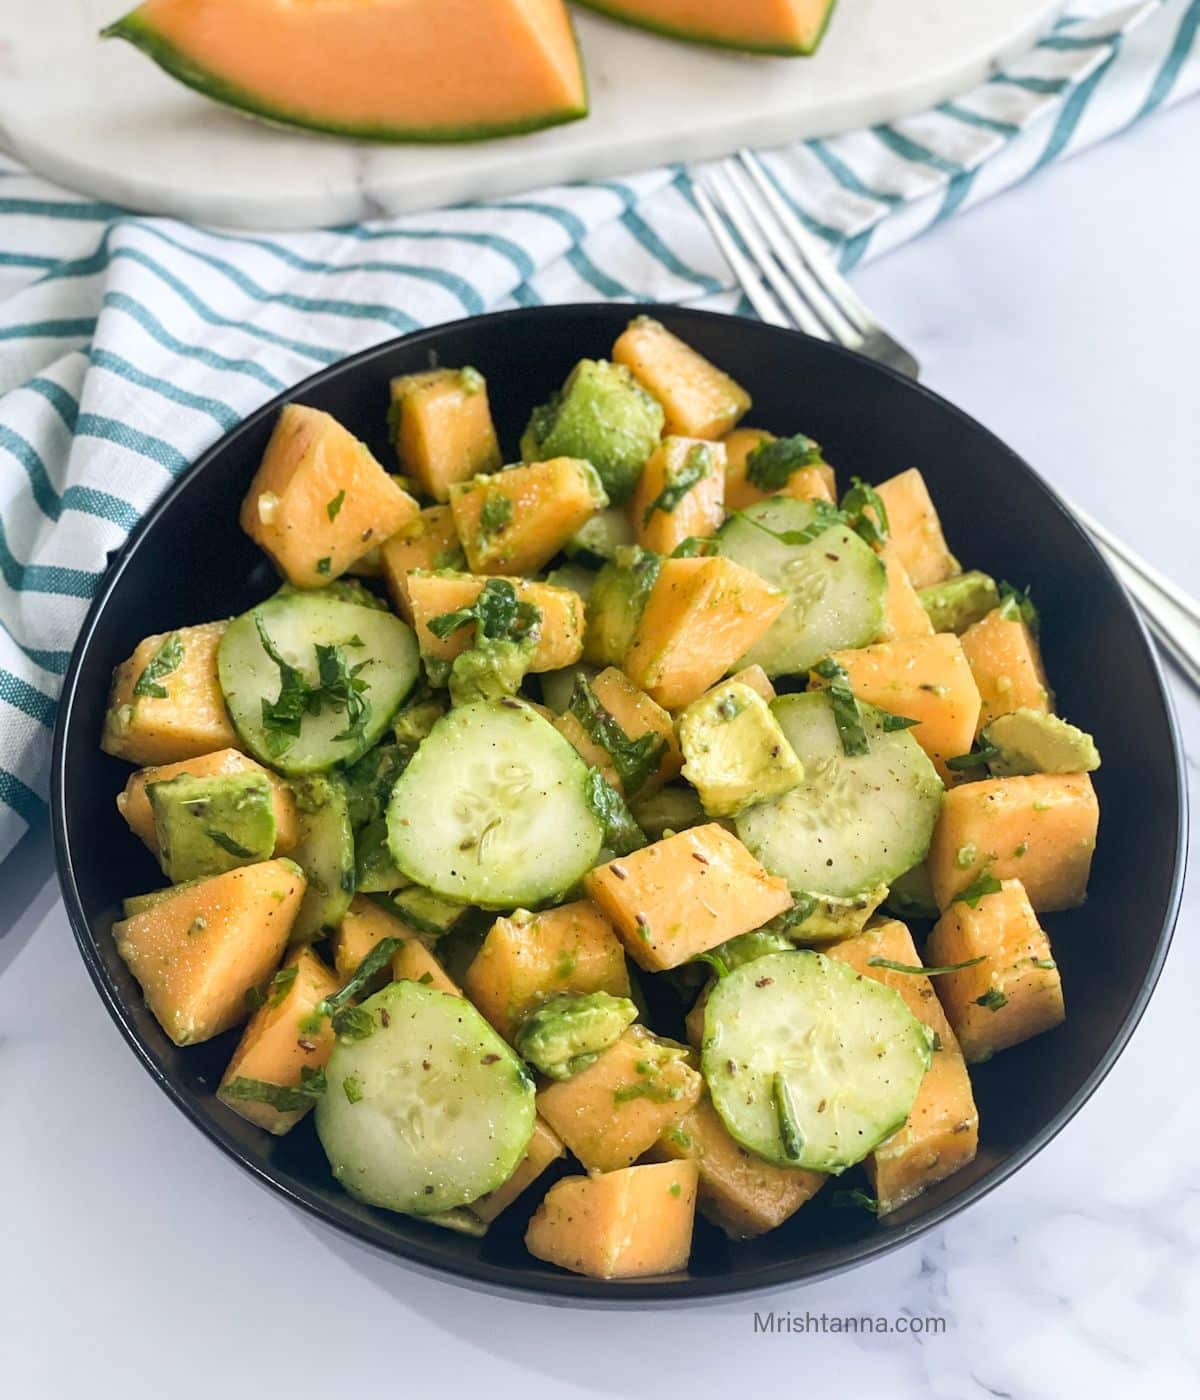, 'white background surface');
2,95,1198,1399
